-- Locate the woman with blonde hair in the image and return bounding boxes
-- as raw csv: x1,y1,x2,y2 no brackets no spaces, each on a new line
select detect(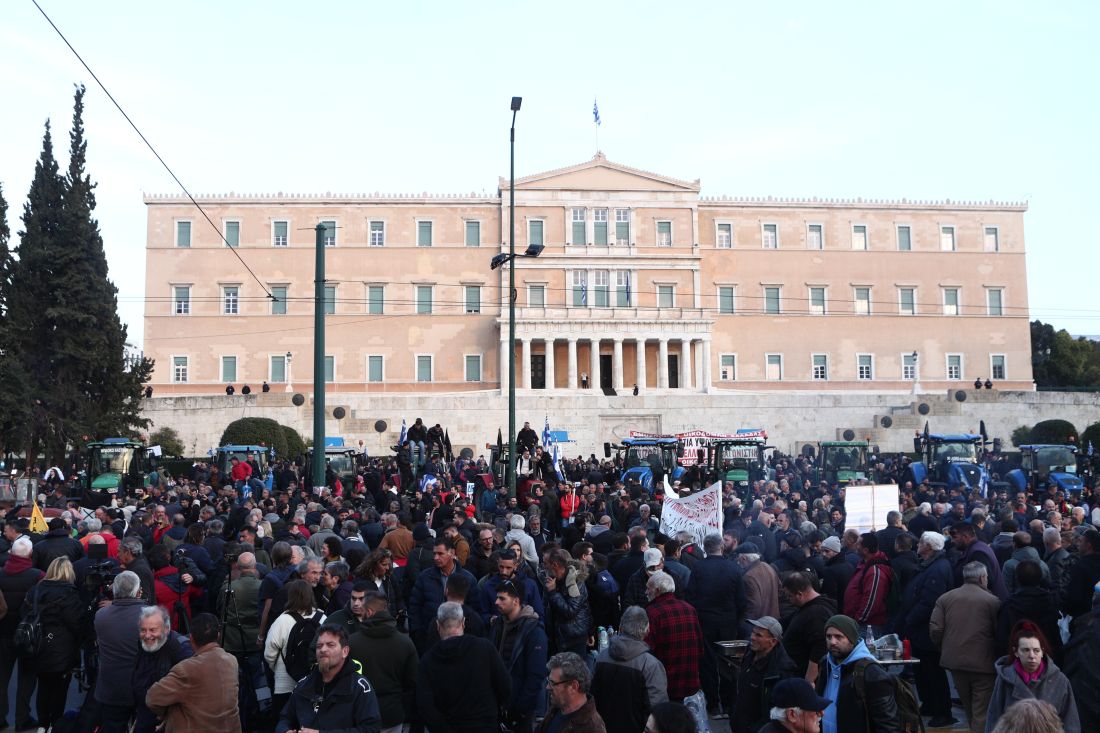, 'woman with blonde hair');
23,556,86,729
